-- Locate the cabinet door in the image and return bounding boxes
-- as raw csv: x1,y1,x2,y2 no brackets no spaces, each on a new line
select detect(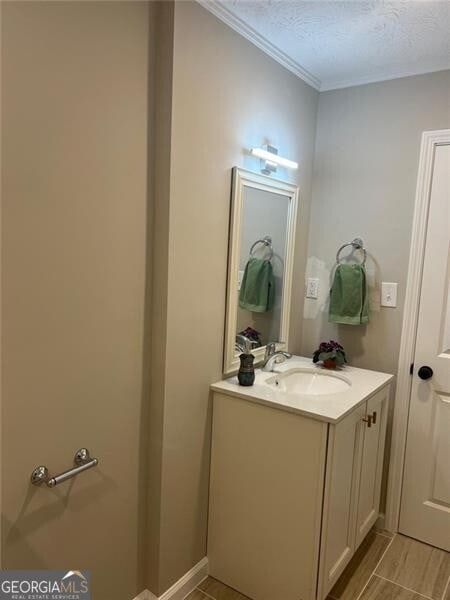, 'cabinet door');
318,404,365,599
355,387,389,548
